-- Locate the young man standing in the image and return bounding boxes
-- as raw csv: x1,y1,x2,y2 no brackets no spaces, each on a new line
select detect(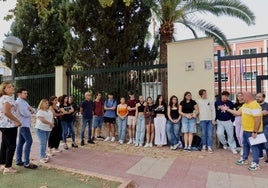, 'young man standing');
215,91,237,154
80,92,94,145
197,89,216,153
92,92,104,140
222,92,263,171
127,91,138,144
16,88,37,169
